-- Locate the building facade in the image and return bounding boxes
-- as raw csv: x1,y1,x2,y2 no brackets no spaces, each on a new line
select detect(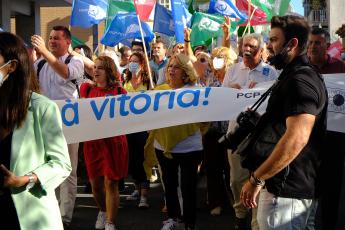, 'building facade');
303,0,345,41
